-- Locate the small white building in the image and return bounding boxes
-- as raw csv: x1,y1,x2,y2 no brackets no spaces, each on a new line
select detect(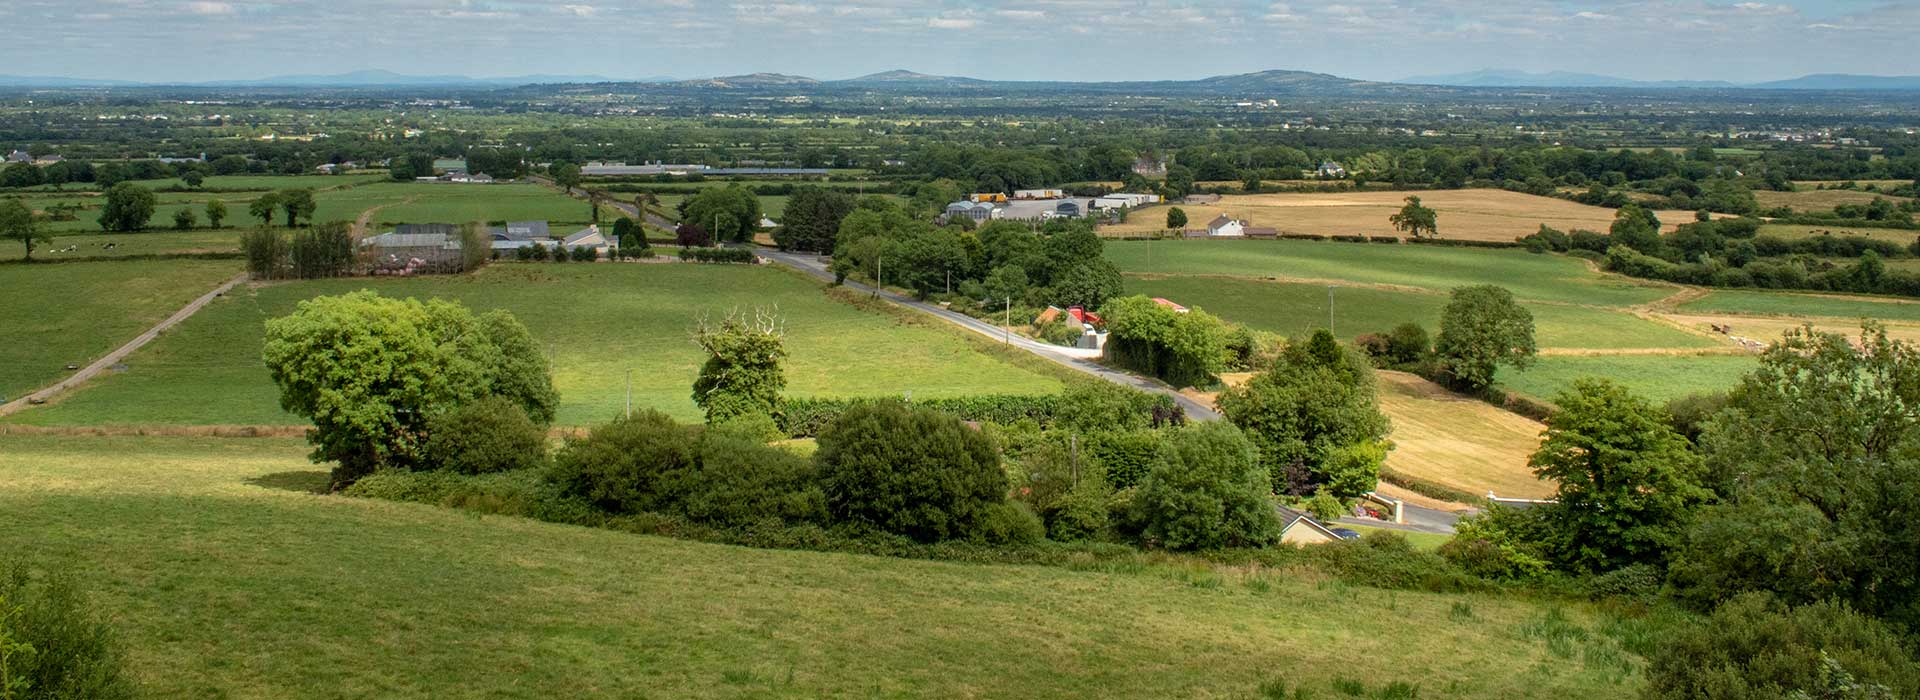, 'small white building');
1205,214,1246,237
561,225,609,254
944,201,1002,222
1317,160,1347,178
